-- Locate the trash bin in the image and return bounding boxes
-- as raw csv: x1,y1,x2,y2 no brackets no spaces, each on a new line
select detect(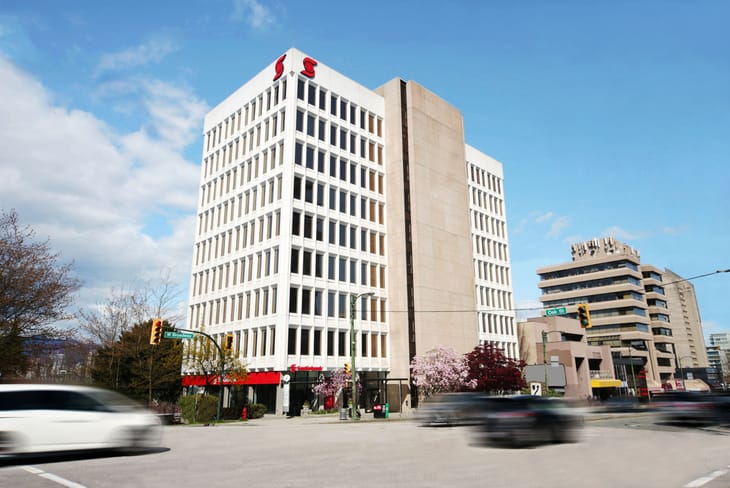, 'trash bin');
339,408,348,420
373,403,386,419
384,403,389,419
